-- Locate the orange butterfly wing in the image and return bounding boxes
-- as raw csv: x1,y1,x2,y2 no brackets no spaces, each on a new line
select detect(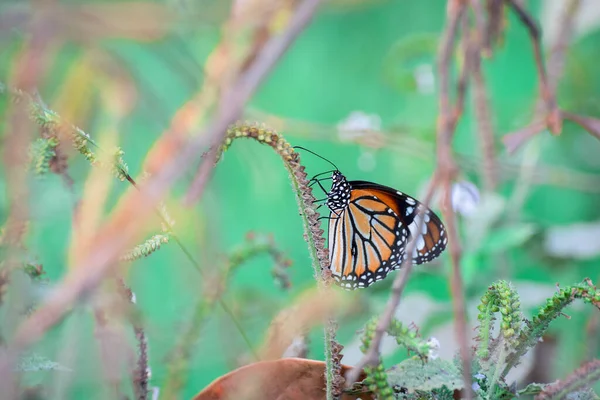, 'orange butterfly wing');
328,181,447,289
